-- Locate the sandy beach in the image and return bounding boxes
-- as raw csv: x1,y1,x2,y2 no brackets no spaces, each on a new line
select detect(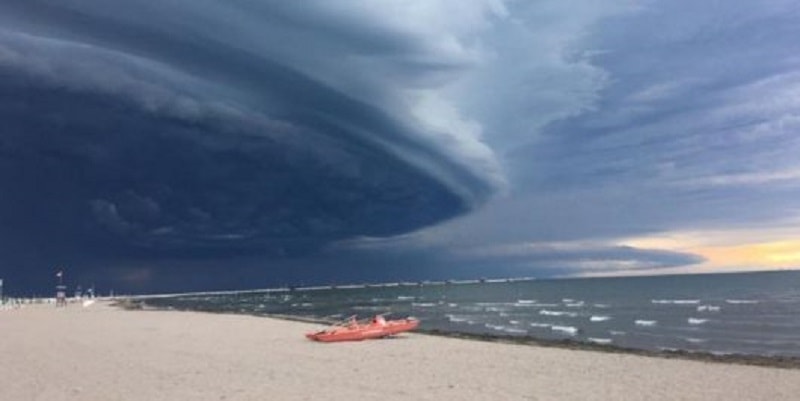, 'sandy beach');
2,302,799,401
